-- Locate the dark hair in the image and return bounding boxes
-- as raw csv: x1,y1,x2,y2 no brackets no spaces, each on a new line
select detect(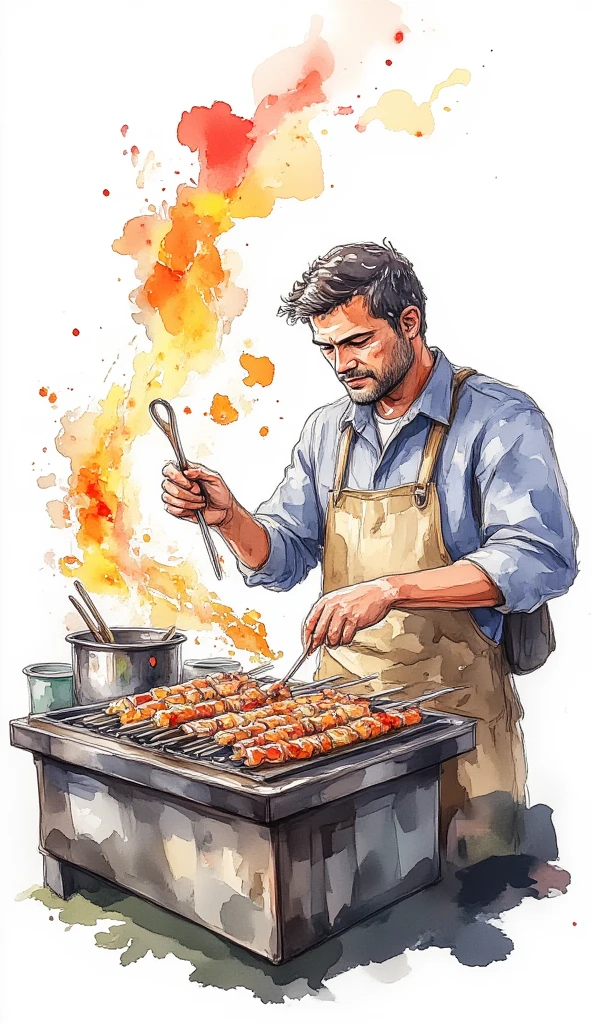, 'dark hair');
278,240,427,334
